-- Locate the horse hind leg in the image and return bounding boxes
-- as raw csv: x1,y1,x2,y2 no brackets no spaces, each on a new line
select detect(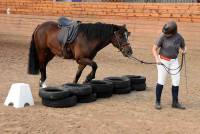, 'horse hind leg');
39,65,47,88
39,49,54,88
